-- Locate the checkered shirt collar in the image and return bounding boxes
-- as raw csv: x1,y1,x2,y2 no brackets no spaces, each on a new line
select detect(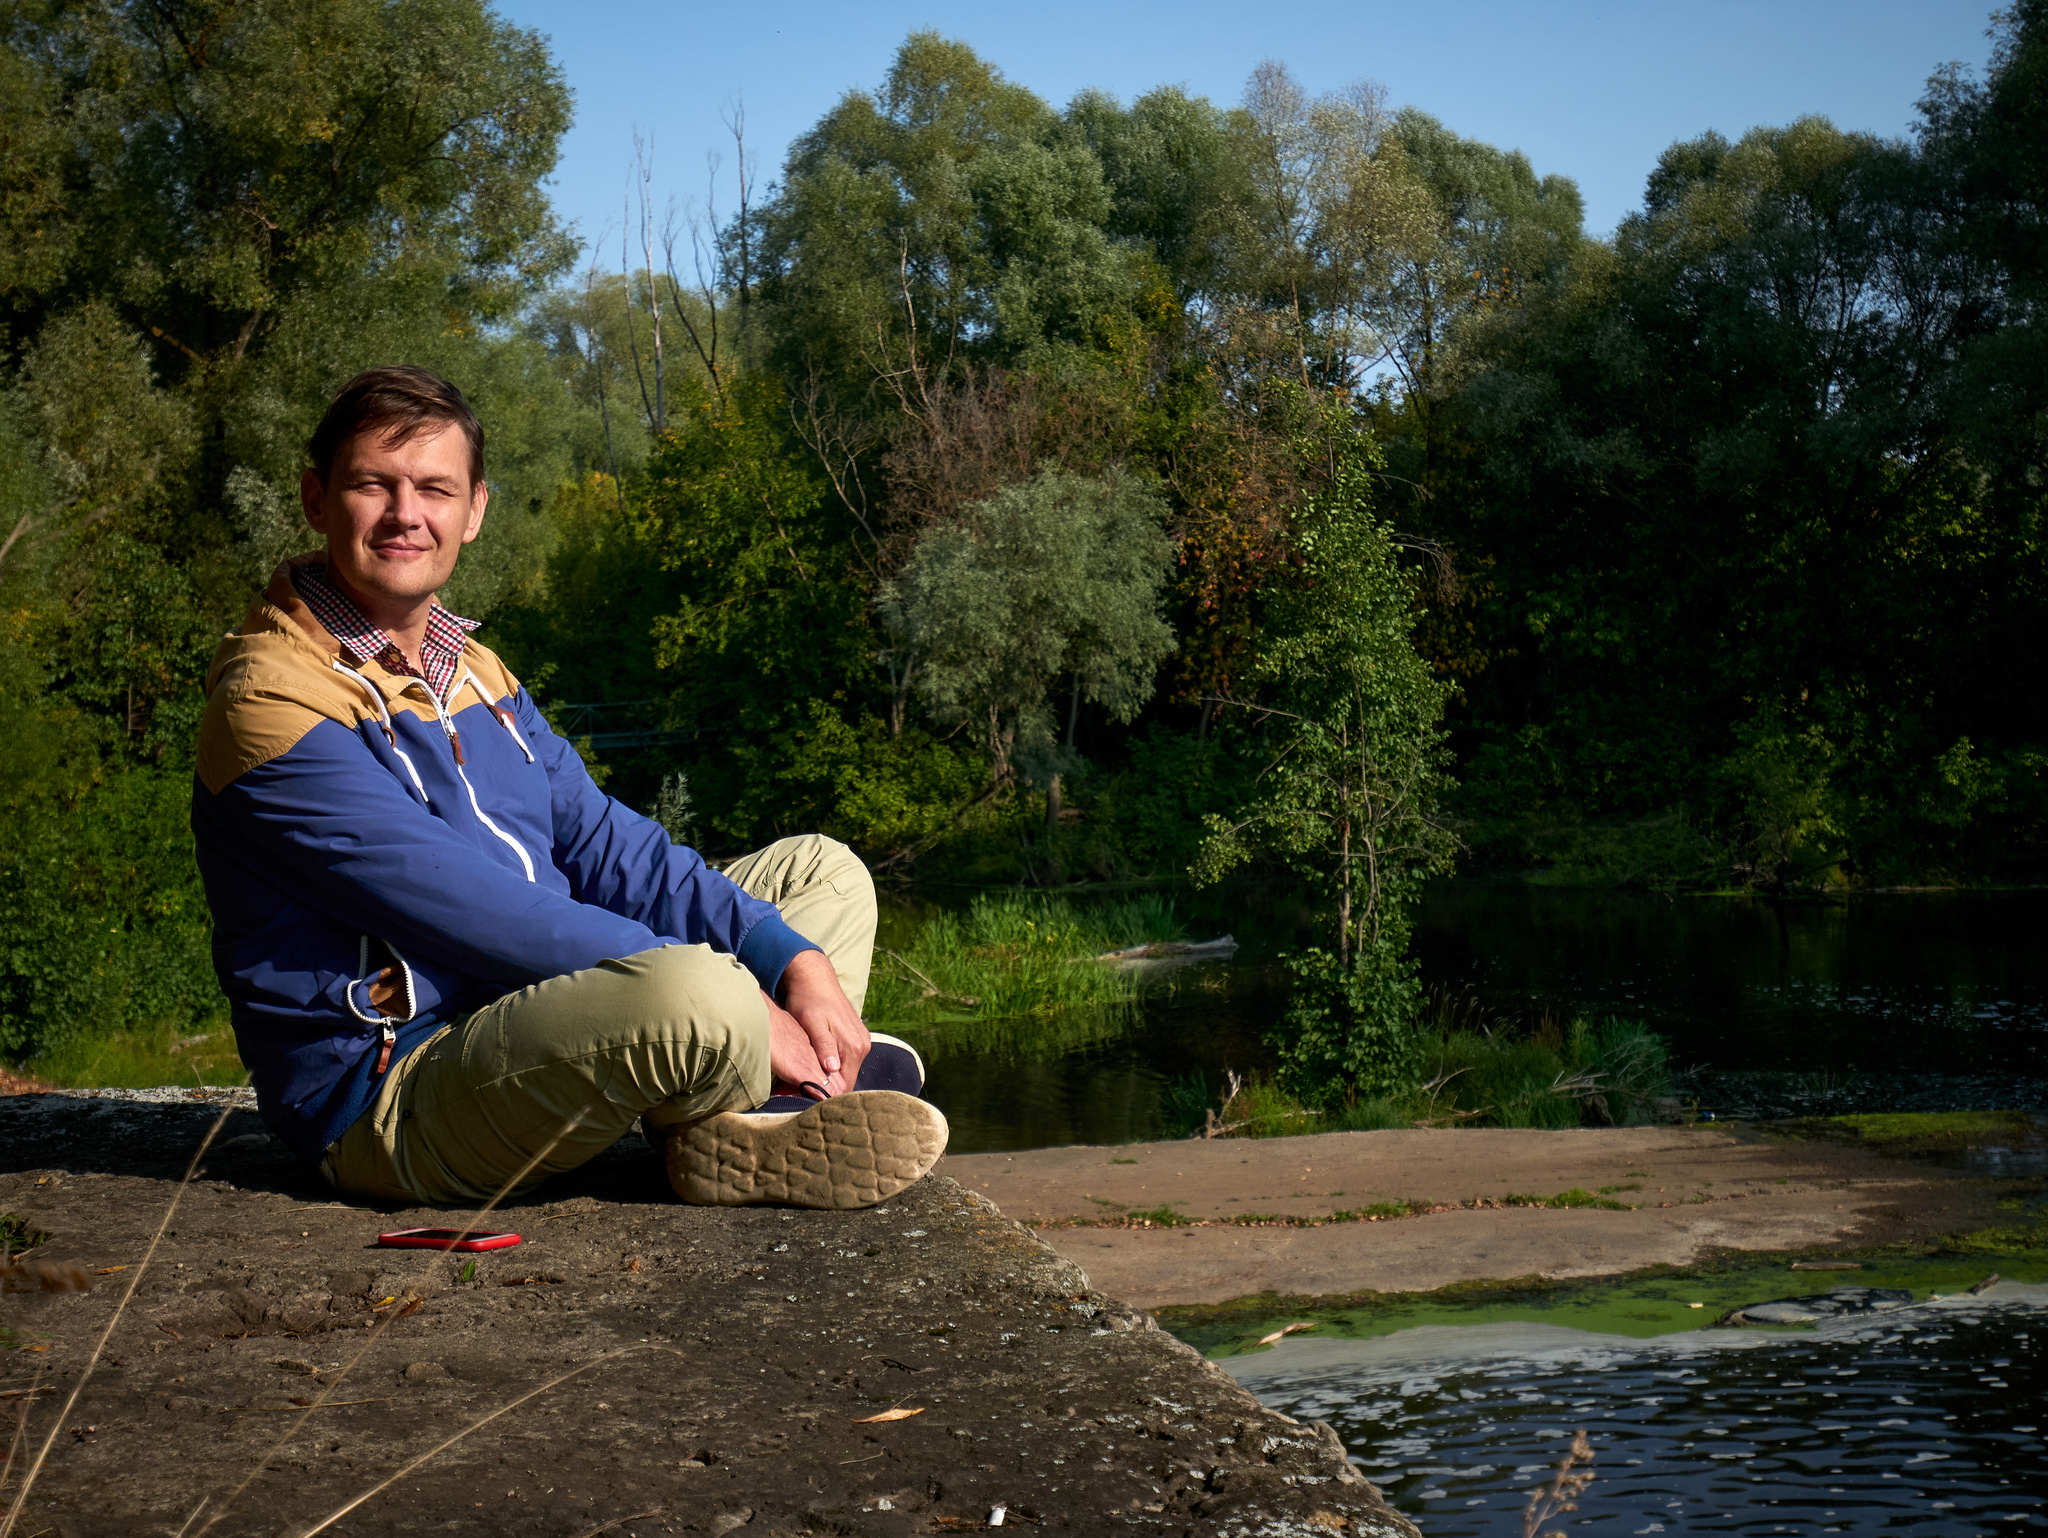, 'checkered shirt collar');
290,562,479,703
